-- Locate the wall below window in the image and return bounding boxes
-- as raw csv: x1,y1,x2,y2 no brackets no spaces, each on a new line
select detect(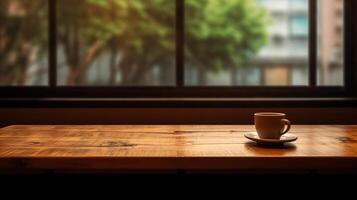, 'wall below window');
1,108,357,125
